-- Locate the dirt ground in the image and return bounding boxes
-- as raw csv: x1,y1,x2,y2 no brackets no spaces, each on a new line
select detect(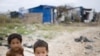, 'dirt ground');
0,26,100,56
49,27,100,56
